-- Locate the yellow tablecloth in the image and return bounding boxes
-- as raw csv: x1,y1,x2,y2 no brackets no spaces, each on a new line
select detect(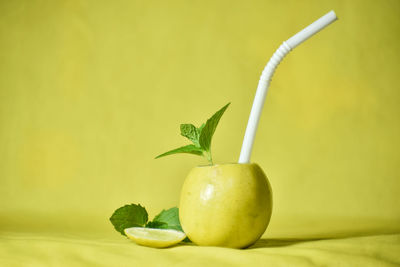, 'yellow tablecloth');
1,231,399,266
